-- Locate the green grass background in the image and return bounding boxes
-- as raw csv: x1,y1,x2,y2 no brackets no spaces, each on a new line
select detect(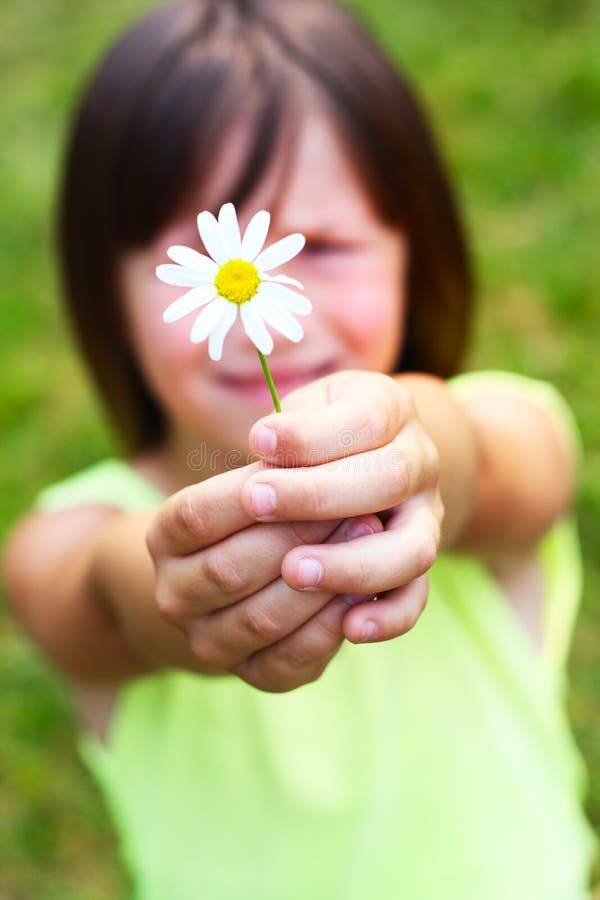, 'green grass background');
1,0,599,895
